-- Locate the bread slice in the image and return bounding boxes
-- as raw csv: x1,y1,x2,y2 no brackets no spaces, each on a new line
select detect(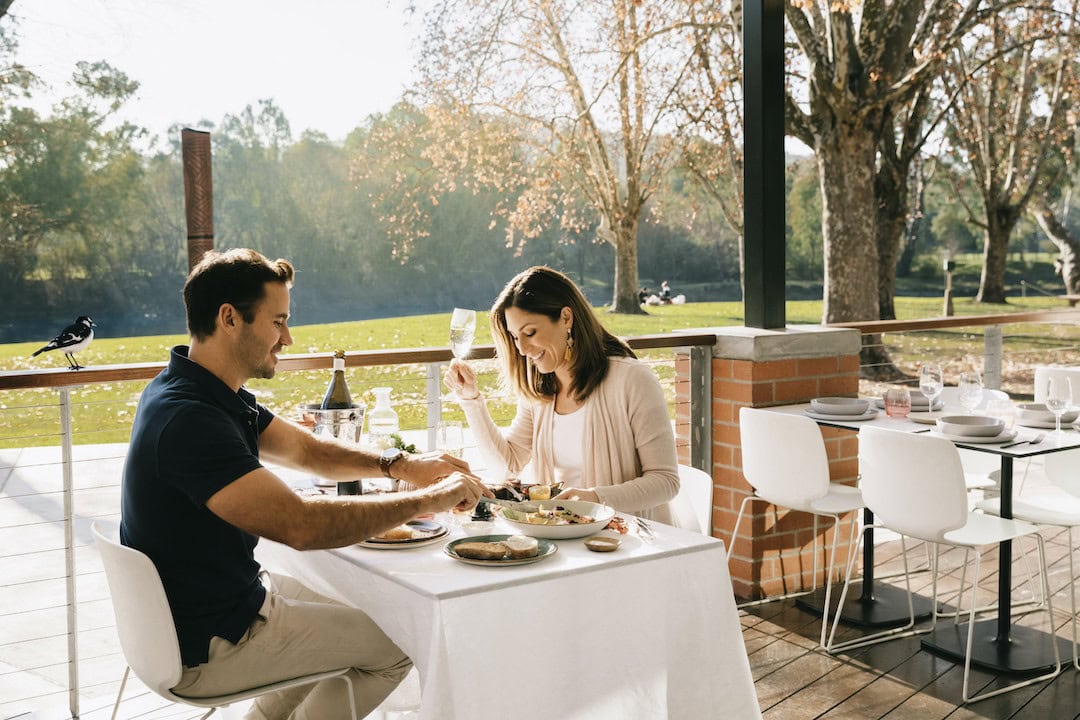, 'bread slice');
376,525,415,541
504,535,539,559
454,541,509,560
